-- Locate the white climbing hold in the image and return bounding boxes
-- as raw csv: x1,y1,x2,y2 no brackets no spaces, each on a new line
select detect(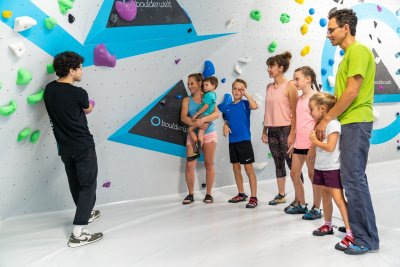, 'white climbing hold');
253,162,268,170
9,42,26,57
225,18,237,29
238,55,252,63
372,107,380,119
375,57,381,64
328,76,335,87
234,63,242,75
14,16,37,32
